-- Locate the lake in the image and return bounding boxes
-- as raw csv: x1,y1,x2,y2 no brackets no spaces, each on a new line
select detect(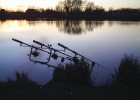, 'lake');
0,20,140,85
